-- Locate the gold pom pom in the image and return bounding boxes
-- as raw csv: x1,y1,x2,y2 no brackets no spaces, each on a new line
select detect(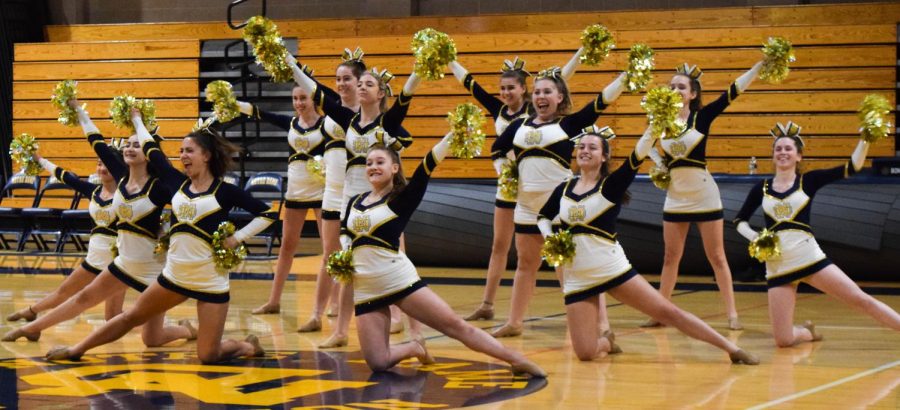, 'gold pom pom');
212,221,248,270
411,28,457,81
326,249,355,284
242,16,293,83
447,102,487,159
154,211,172,256
641,86,686,140
204,80,240,123
51,80,82,127
649,165,671,190
498,160,518,200
748,228,781,262
625,44,655,92
109,95,157,132
579,24,615,66
9,133,42,176
306,155,326,184
858,94,893,143
759,37,795,84
541,229,576,268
